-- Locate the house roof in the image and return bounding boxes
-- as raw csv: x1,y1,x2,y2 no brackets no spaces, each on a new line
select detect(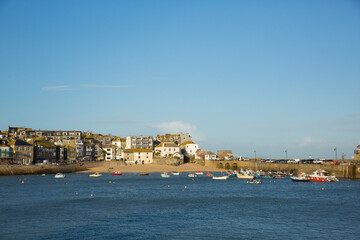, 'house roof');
34,141,55,147
155,142,179,148
14,140,32,146
0,144,9,147
181,141,196,146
